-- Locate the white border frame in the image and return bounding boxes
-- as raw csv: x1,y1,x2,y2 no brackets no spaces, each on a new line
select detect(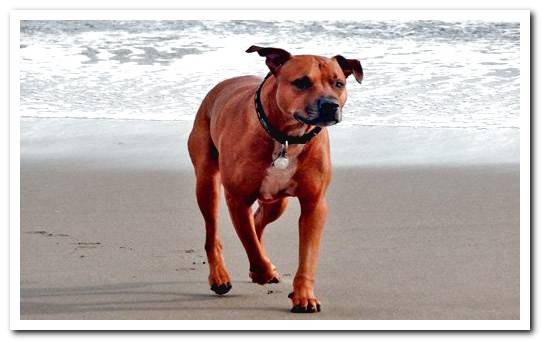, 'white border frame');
9,9,530,331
